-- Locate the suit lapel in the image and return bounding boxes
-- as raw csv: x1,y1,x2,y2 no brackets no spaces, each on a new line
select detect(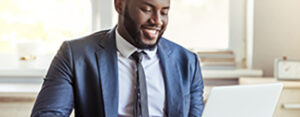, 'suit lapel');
157,40,184,117
95,28,119,117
